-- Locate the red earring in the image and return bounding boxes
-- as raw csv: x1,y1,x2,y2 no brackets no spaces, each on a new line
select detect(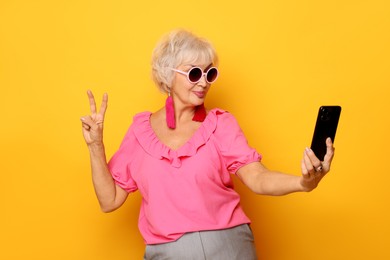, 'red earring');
165,92,175,129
